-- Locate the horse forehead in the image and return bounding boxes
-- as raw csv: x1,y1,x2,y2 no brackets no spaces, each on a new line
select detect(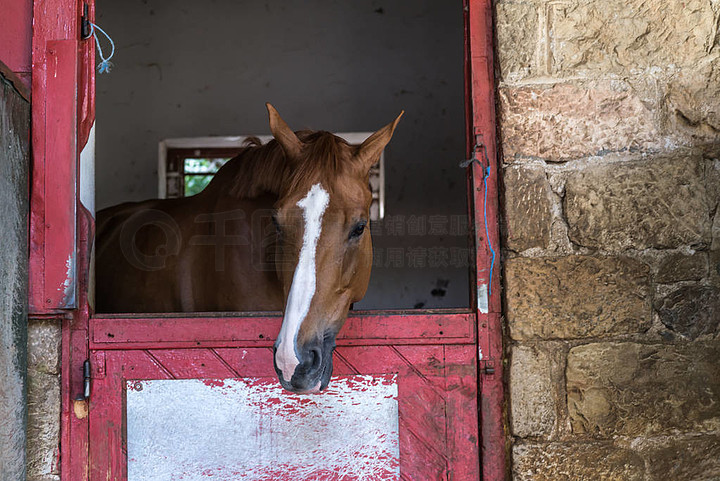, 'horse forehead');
281,179,367,213
330,175,371,206
303,187,364,219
